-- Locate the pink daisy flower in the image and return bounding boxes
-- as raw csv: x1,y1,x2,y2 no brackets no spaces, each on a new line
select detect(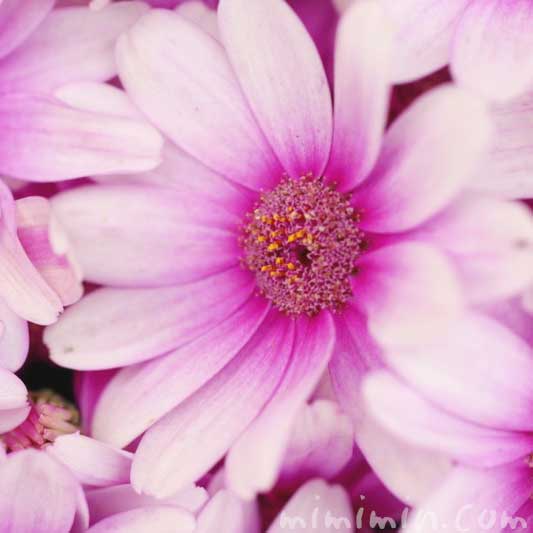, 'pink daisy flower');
380,0,533,101
0,0,163,182
45,0,495,499
361,303,533,532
